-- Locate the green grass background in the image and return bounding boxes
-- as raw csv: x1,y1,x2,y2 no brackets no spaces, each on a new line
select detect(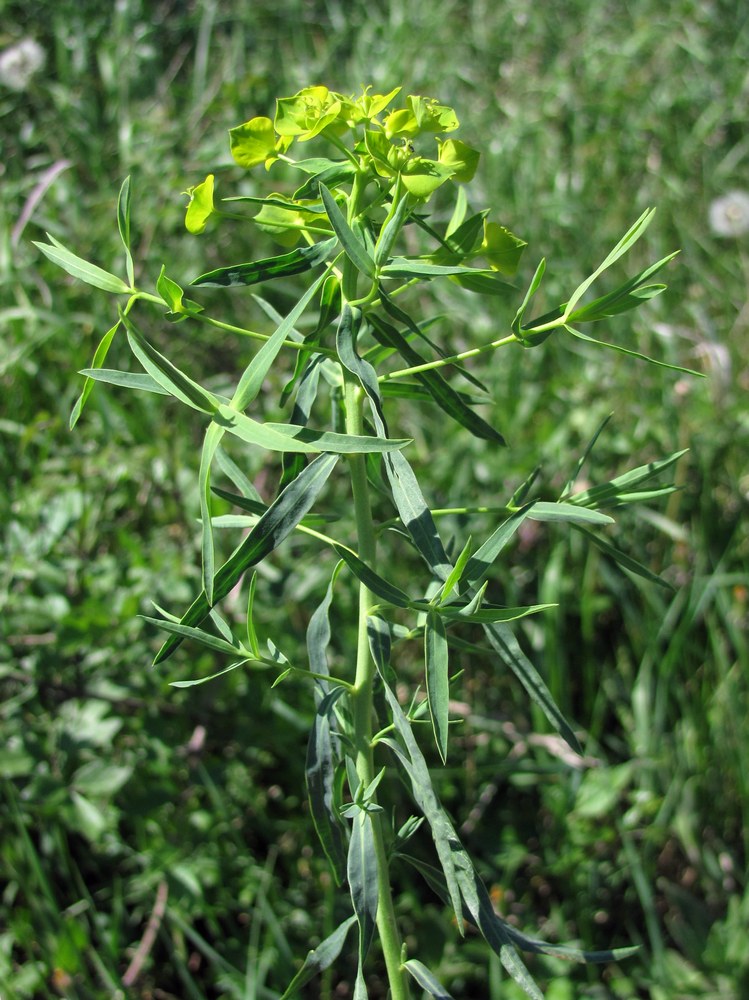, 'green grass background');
2,0,748,997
